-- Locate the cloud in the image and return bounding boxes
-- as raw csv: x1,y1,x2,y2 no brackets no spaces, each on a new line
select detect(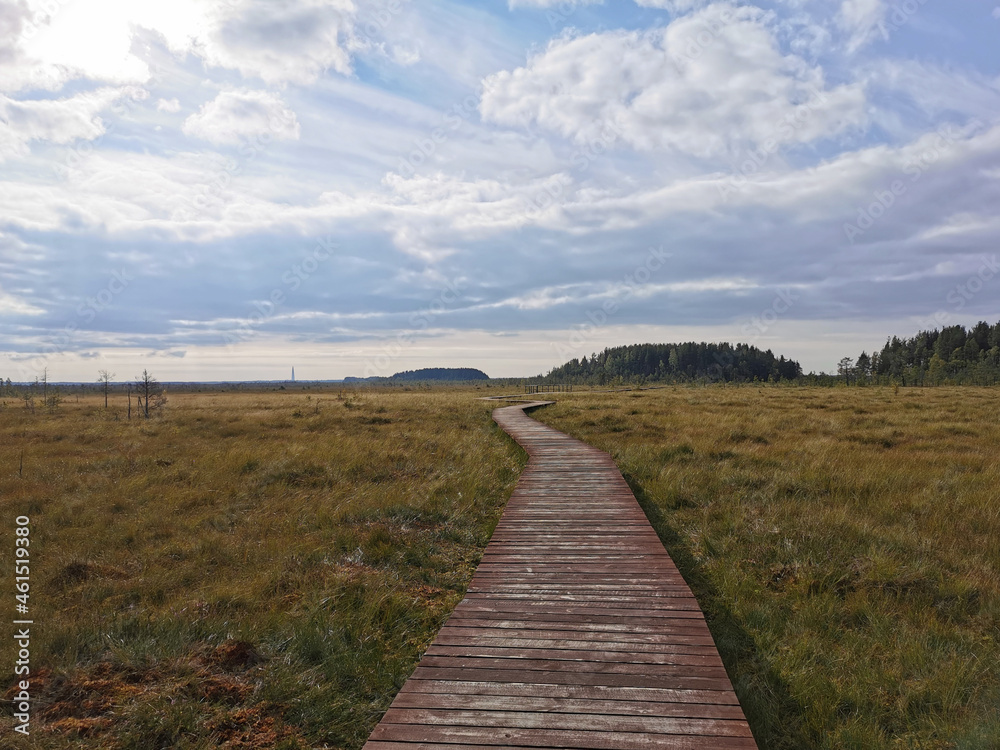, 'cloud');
0,232,46,317
0,87,134,162
993,7,1000,19
633,0,713,12
864,59,1000,127
1,0,154,93
2,1,999,383
189,0,357,85
0,0,359,94
182,89,300,146
0,1,28,63
481,3,867,159
0,287,44,316
508,0,601,7
837,0,886,53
